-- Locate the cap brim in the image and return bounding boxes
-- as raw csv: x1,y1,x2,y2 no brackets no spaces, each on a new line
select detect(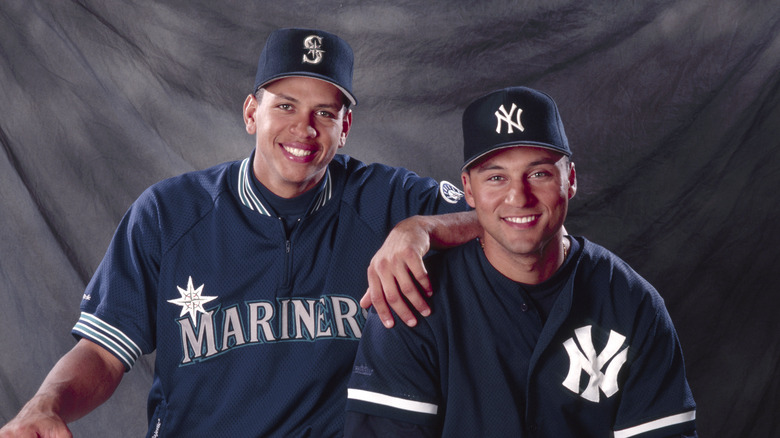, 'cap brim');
257,74,357,106
462,142,571,171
